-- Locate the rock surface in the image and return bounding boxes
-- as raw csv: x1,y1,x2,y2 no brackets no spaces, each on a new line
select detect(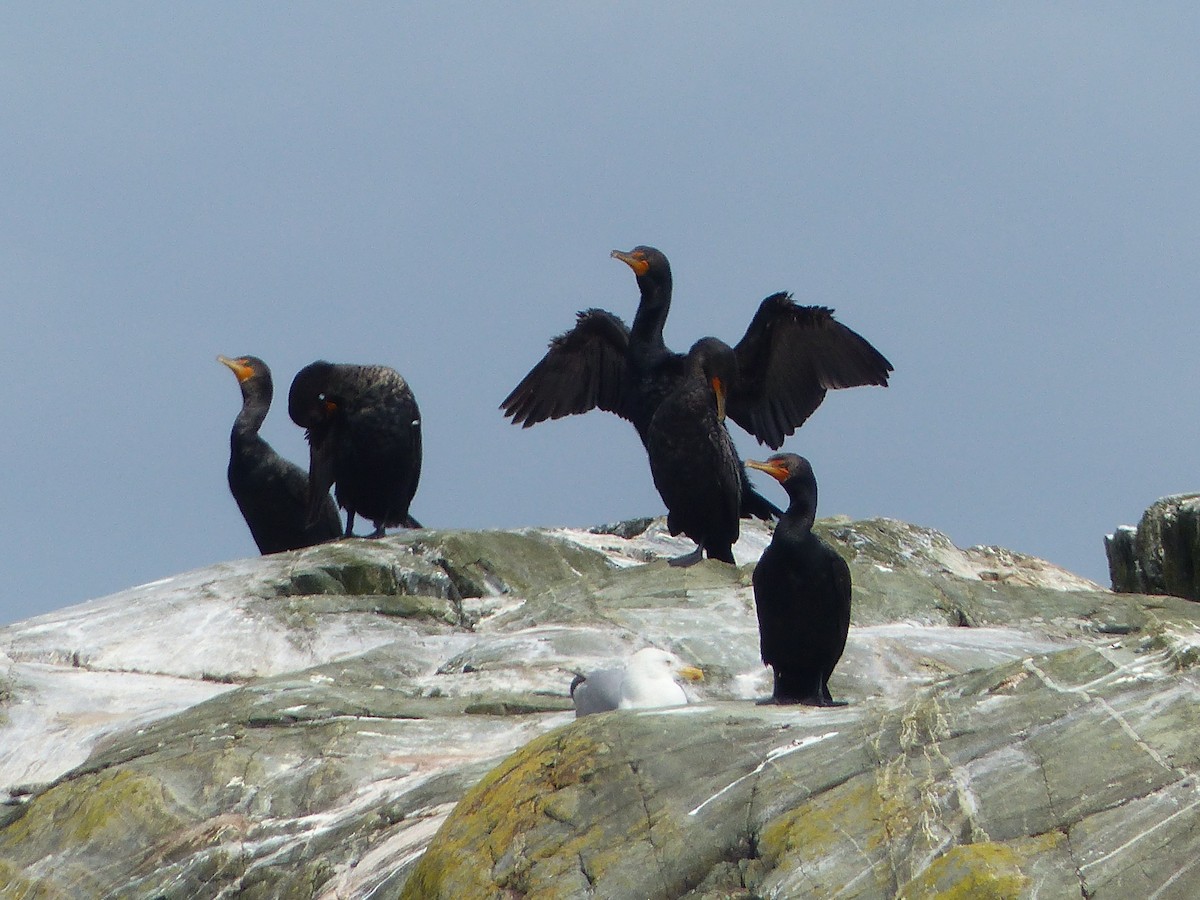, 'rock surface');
1,516,1199,898
1107,493,1200,599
